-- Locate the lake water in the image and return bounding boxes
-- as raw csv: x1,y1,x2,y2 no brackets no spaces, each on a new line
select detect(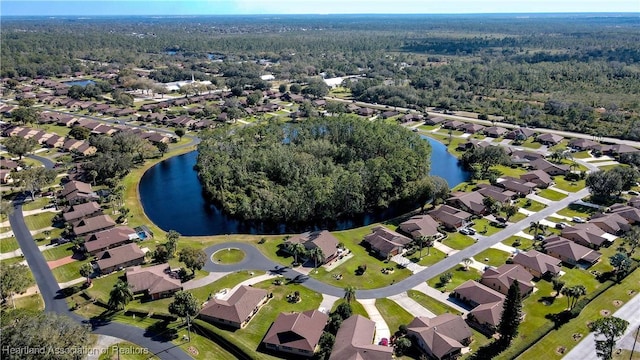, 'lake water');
64,79,96,87
139,135,470,235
